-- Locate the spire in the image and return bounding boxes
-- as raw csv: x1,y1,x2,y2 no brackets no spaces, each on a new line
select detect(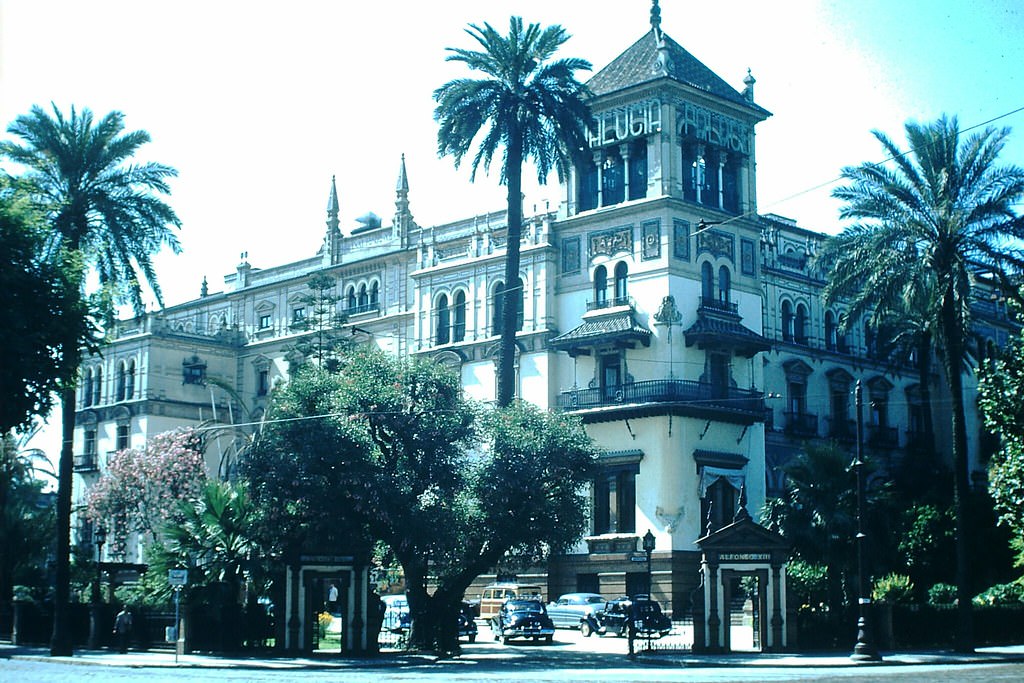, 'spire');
396,153,409,194
200,276,208,298
324,175,342,266
650,0,662,38
733,482,752,523
393,154,413,247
